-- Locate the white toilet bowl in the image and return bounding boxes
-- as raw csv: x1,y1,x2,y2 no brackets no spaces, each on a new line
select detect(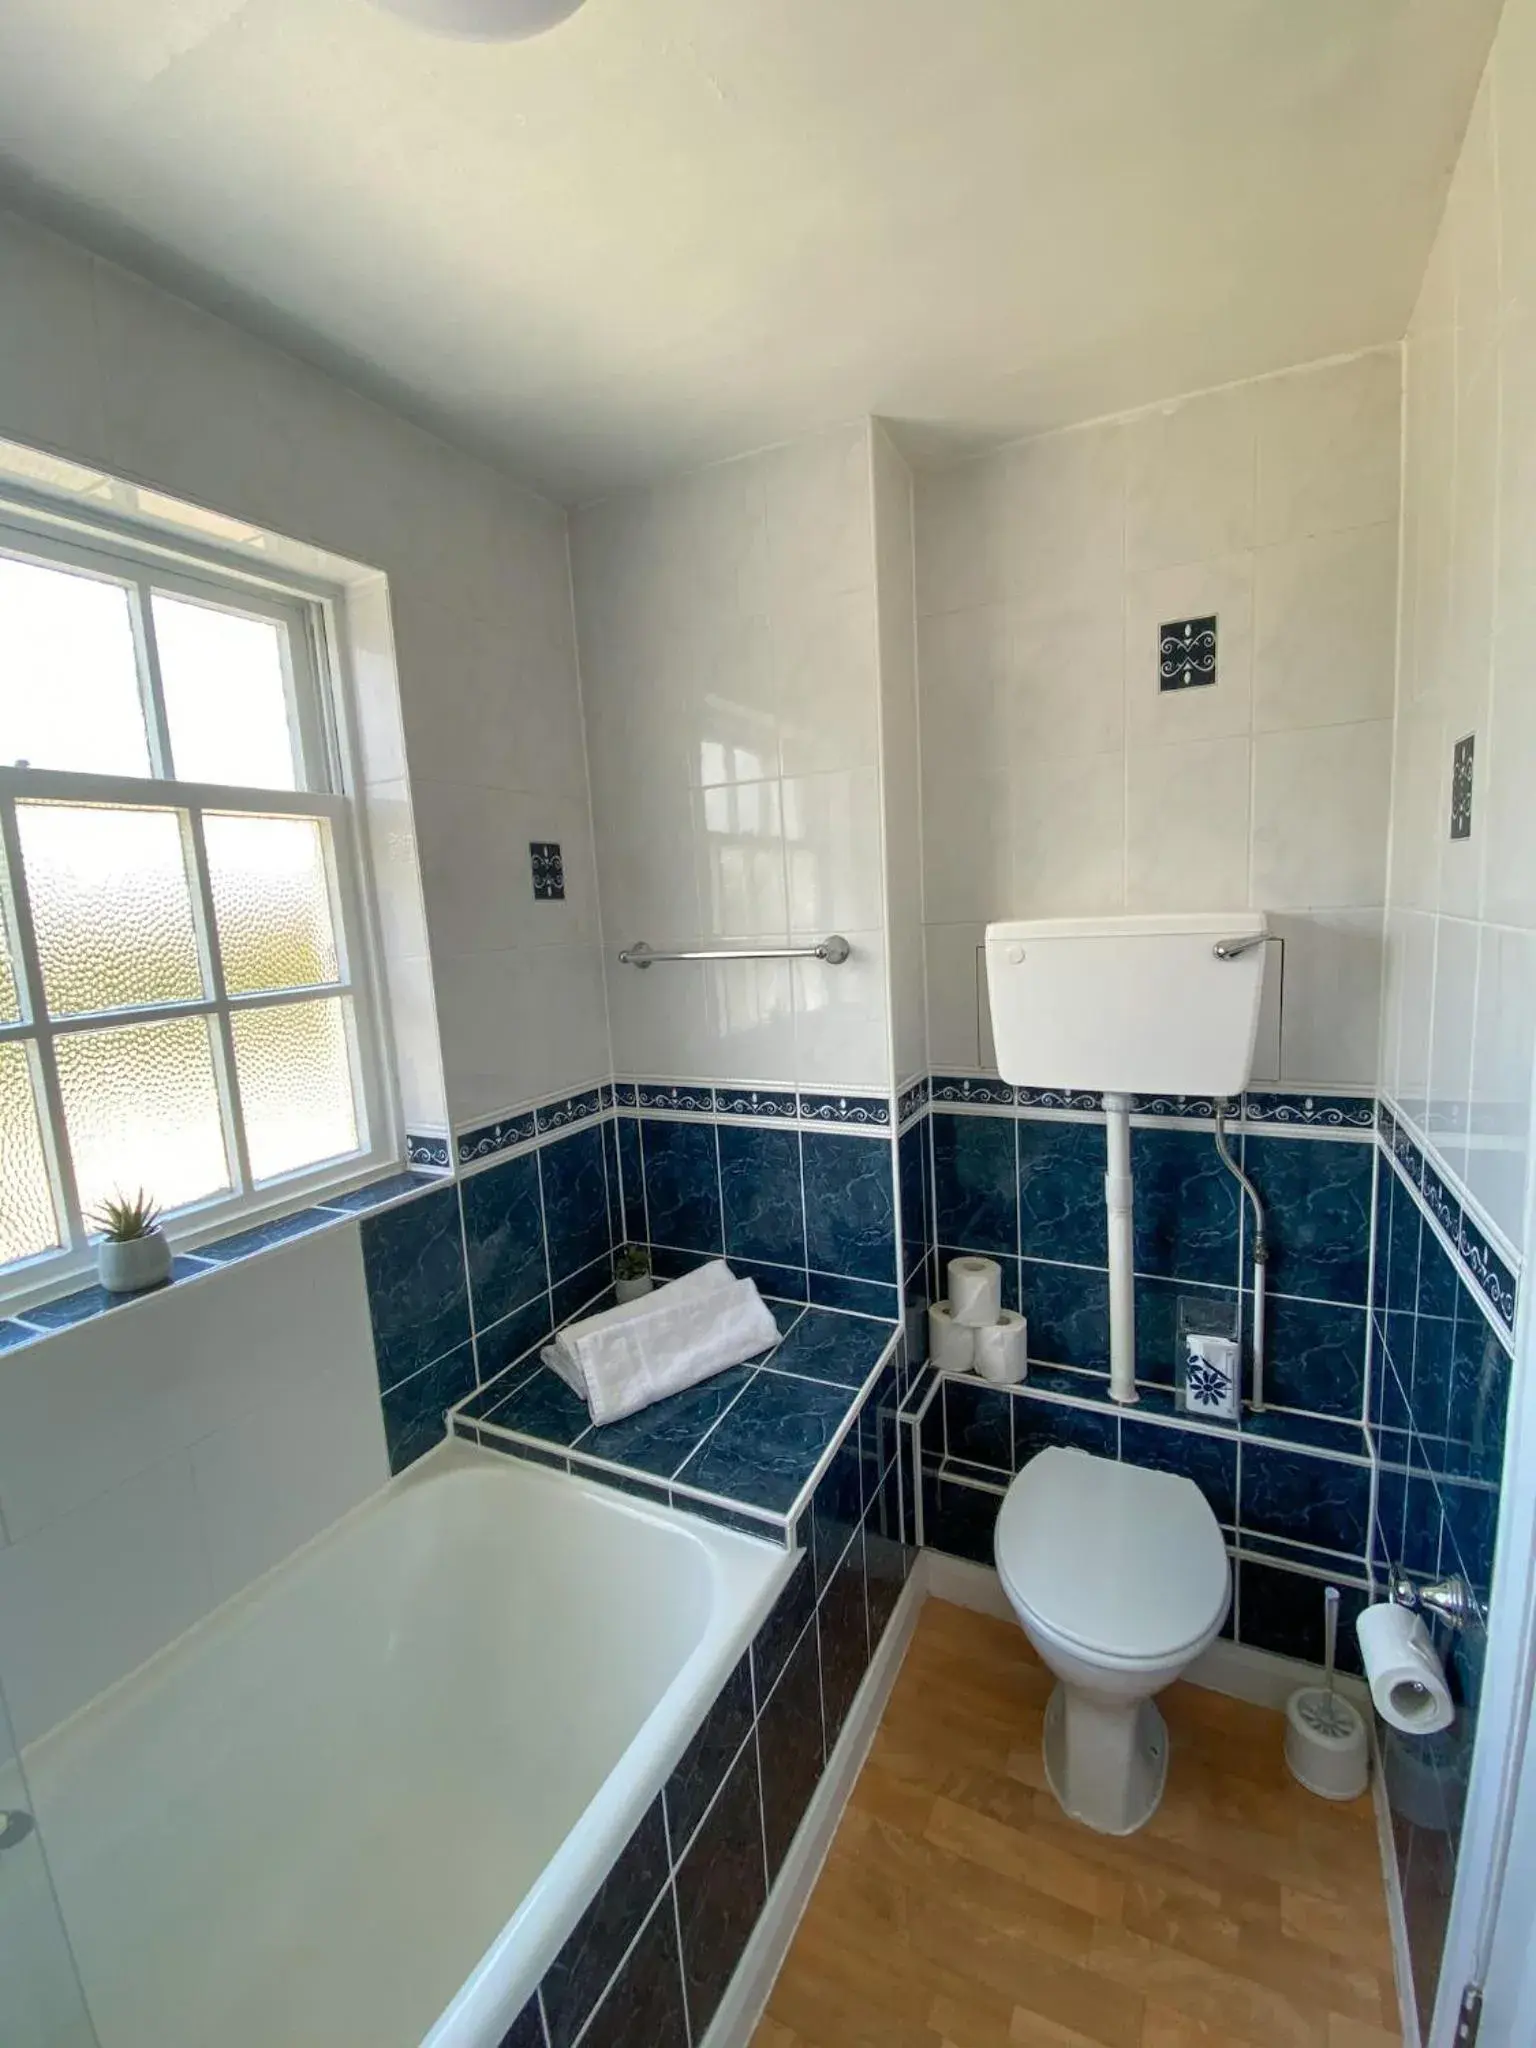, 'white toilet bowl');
995,1445,1230,1835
